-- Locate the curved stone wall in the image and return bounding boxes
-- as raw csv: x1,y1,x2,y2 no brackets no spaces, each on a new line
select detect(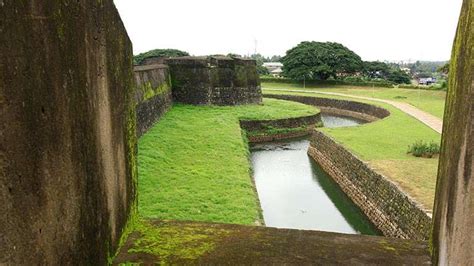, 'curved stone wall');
240,114,322,143
167,56,262,105
264,94,390,122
